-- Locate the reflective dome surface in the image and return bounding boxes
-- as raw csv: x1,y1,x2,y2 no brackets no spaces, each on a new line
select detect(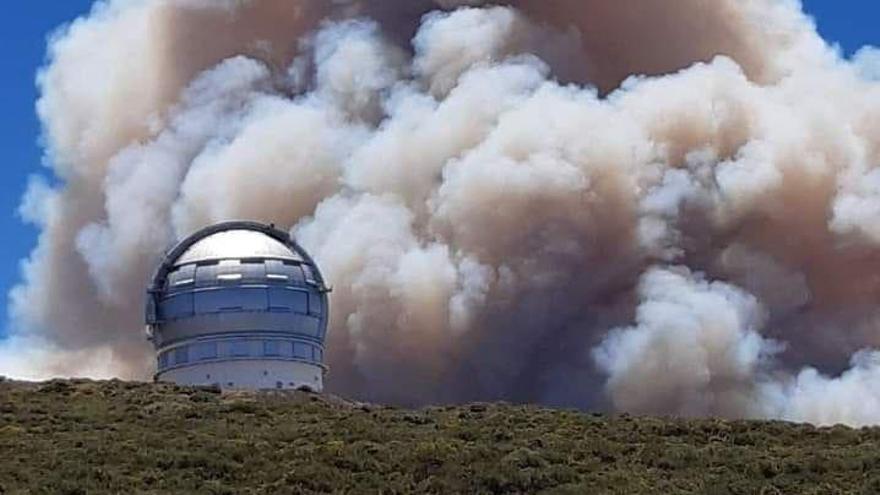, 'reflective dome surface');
175,229,303,265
